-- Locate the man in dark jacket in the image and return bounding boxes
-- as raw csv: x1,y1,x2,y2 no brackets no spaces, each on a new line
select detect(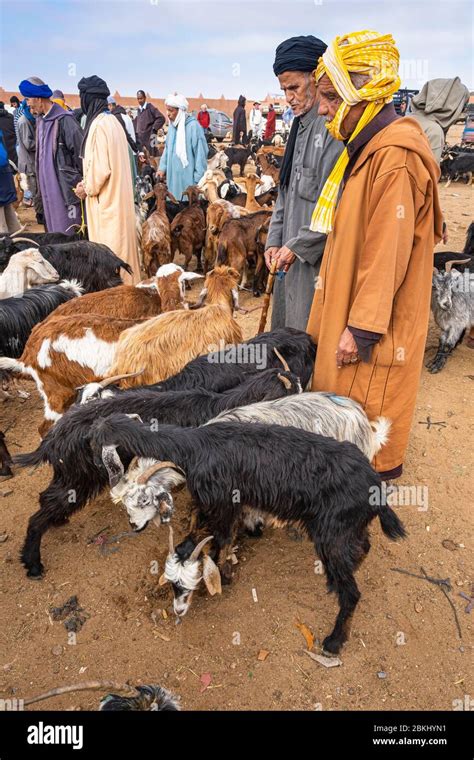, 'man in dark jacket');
133,89,165,154
232,95,247,144
19,76,83,234
0,102,18,165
